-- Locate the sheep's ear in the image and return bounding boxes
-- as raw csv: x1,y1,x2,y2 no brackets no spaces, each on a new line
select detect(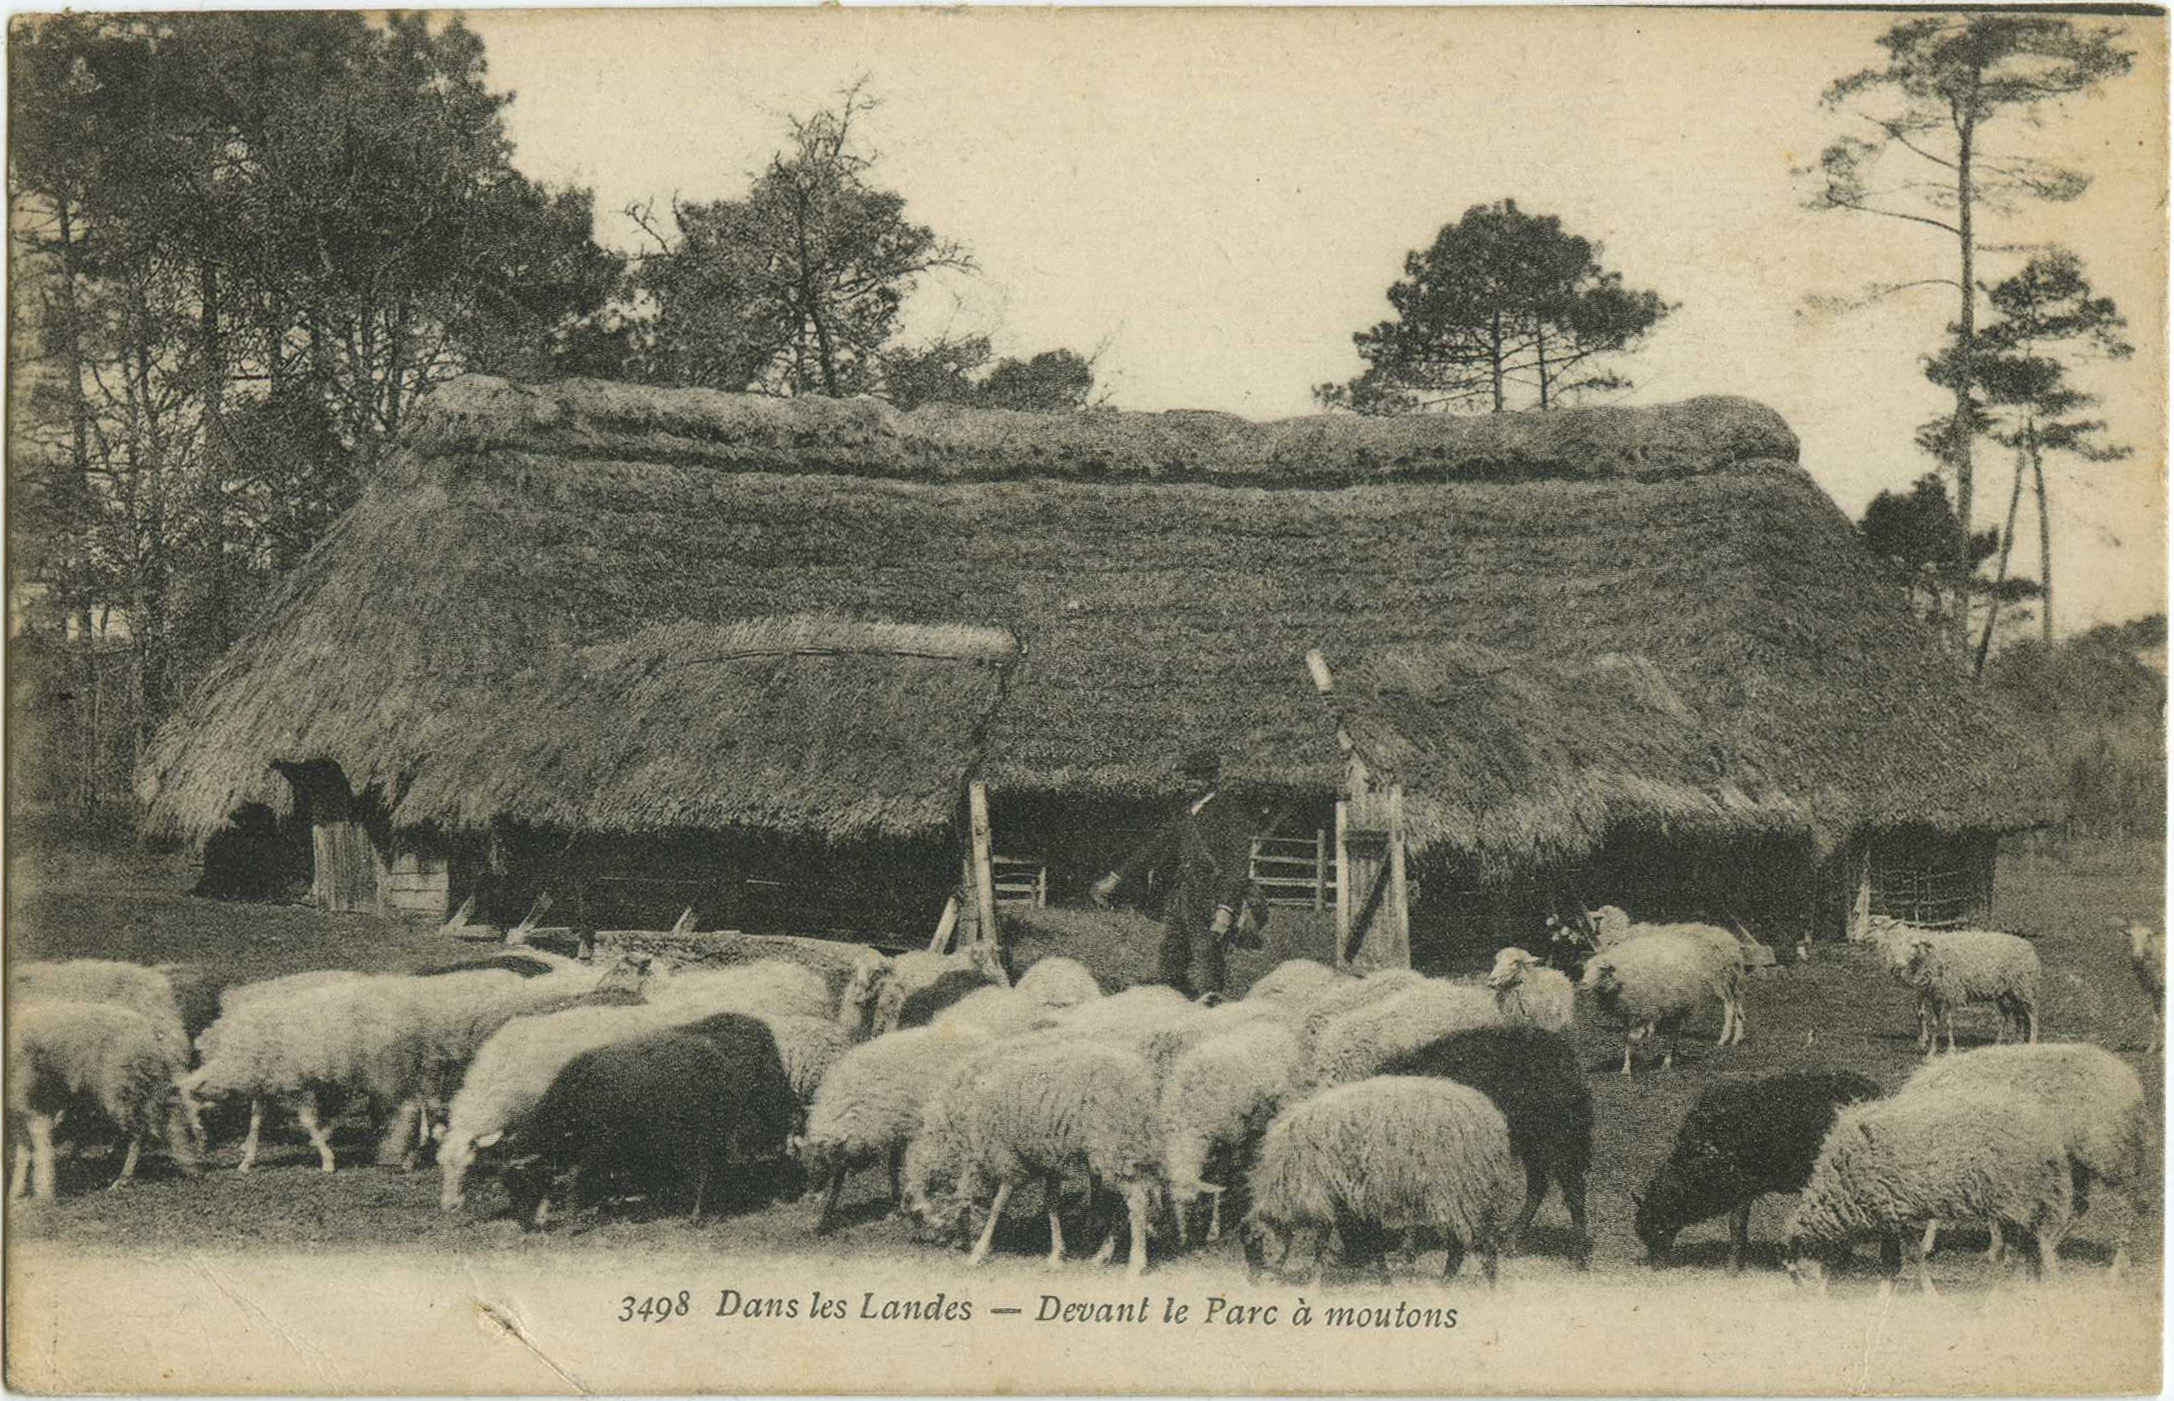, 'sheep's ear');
474,1130,504,1149
1856,1121,1875,1144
